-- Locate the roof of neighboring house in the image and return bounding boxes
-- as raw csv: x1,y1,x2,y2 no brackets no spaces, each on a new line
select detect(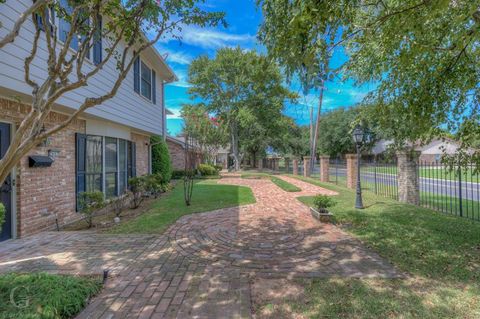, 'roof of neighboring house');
371,138,475,155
